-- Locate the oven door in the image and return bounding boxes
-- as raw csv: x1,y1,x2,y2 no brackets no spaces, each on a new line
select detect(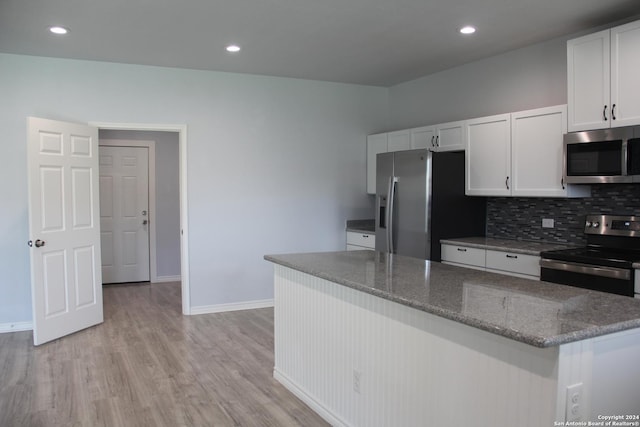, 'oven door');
540,259,634,297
